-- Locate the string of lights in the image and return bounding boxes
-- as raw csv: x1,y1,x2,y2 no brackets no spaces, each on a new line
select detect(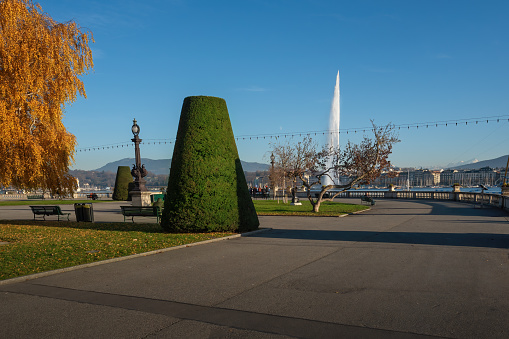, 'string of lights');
76,114,509,152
